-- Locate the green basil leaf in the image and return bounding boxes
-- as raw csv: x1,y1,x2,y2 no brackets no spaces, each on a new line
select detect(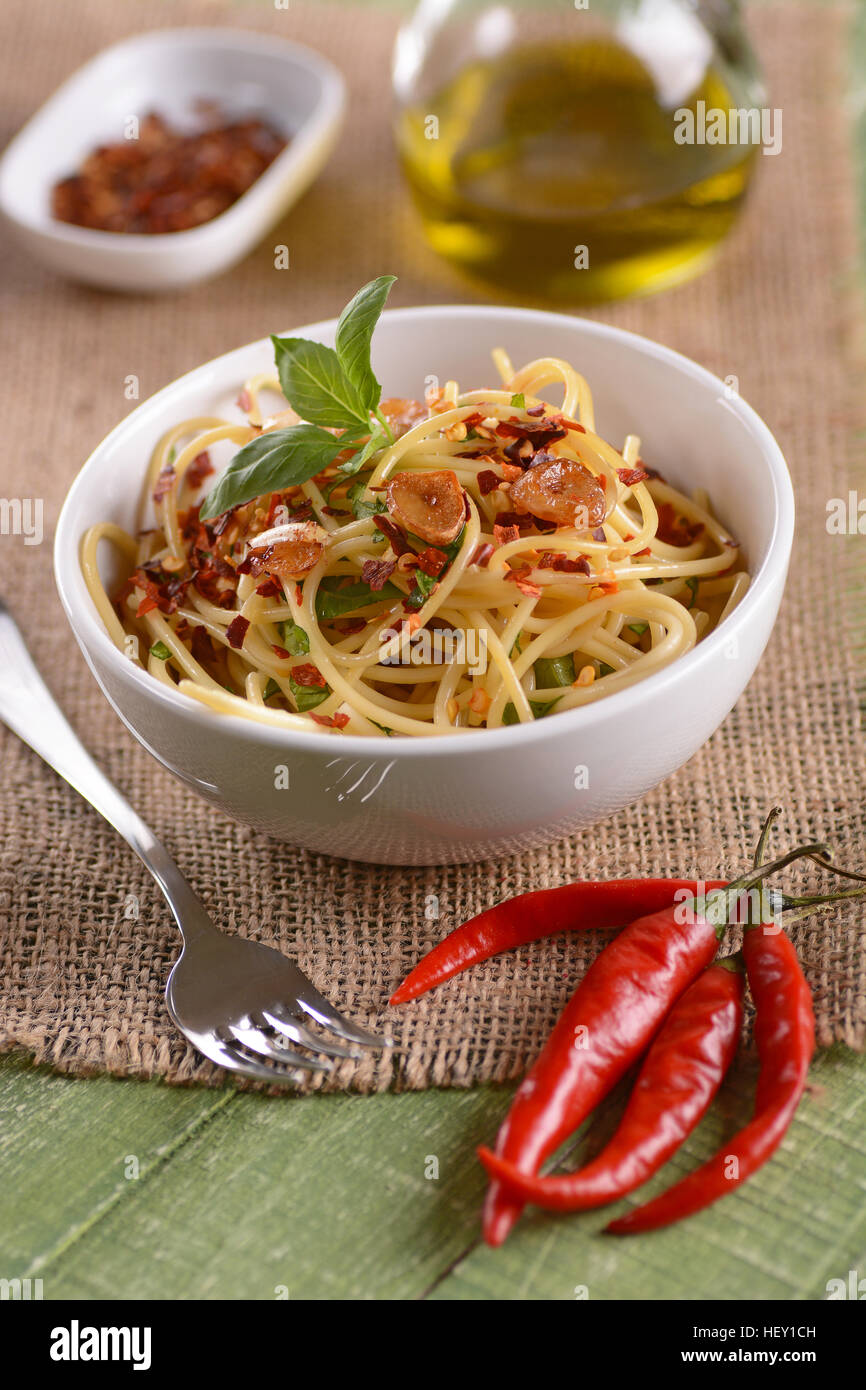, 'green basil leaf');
335,275,396,411
503,697,561,724
289,674,330,711
271,336,369,430
338,424,390,478
315,576,401,620
533,654,576,688
510,393,525,408
149,640,171,661
279,620,310,656
598,662,615,677
200,423,349,520
263,678,282,701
